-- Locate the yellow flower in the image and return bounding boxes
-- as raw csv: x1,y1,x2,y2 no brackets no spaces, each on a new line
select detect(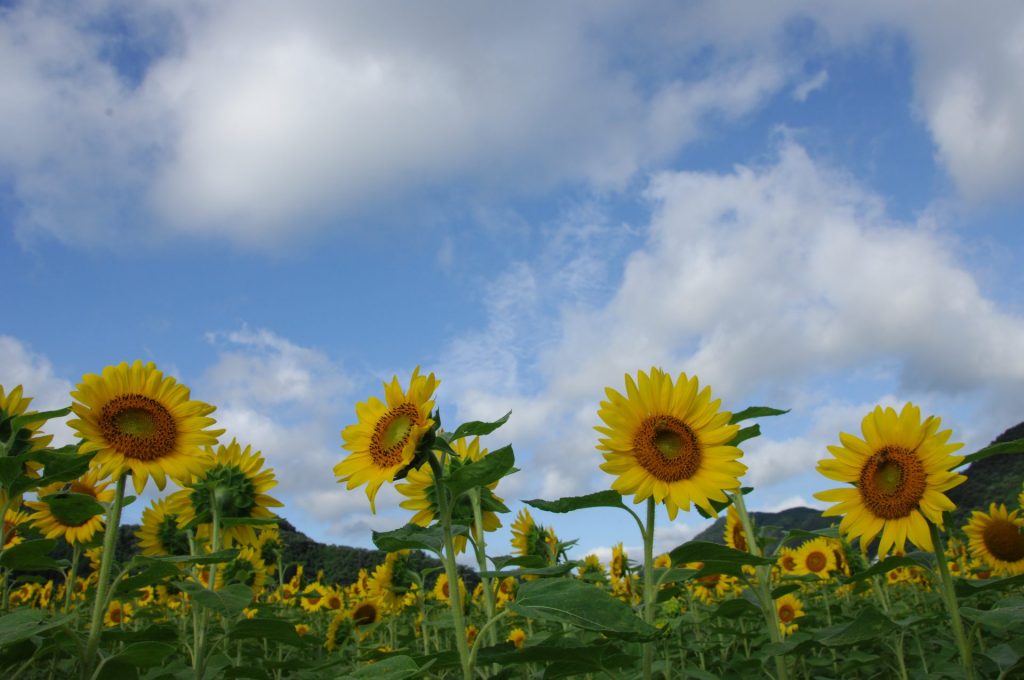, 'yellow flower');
963,503,1024,576
136,498,192,557
255,527,282,573
577,554,607,582
26,469,114,545
432,573,466,605
776,593,805,636
218,546,268,594
104,600,134,627
350,598,382,626
507,627,527,649
395,437,503,553
0,384,55,457
2,506,29,550
596,368,744,519
169,439,282,546
654,553,672,569
301,583,328,613
510,509,557,562
793,538,836,579
610,543,628,580
815,403,965,556
724,506,748,552
777,546,799,575
68,361,223,494
294,623,310,637
335,368,438,512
